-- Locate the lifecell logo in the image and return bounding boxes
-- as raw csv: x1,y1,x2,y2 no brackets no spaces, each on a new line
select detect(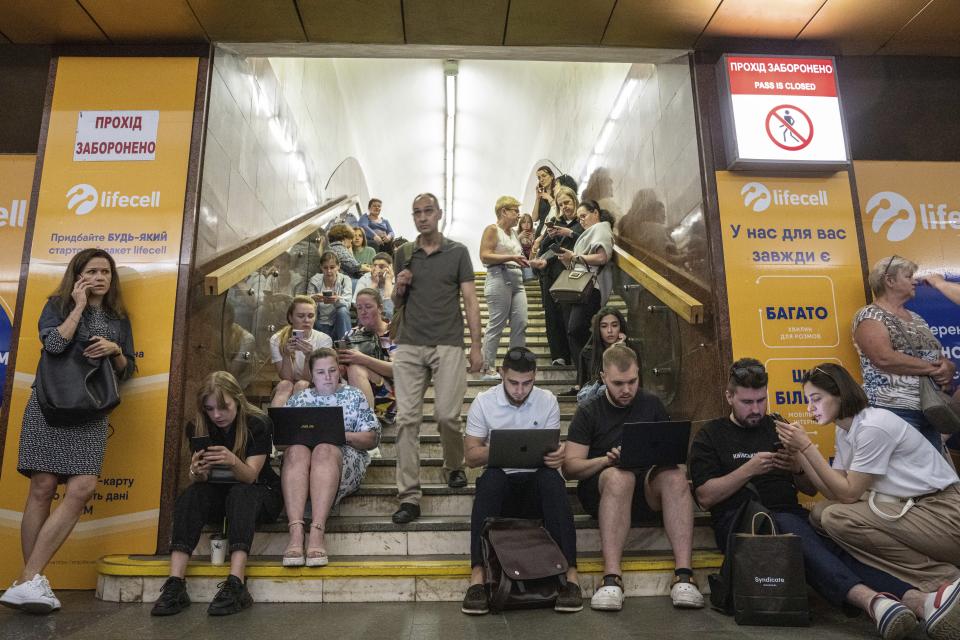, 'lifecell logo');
865,191,916,242
741,182,829,212
741,182,771,212
66,184,97,216
66,183,161,216
865,190,960,242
